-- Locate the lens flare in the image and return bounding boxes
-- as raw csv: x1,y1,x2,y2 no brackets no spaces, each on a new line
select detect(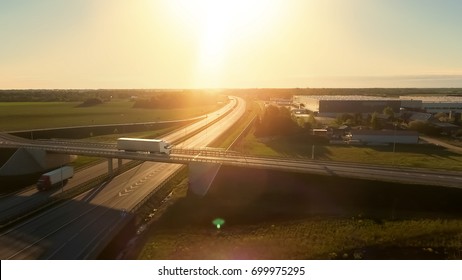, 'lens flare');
212,218,225,229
